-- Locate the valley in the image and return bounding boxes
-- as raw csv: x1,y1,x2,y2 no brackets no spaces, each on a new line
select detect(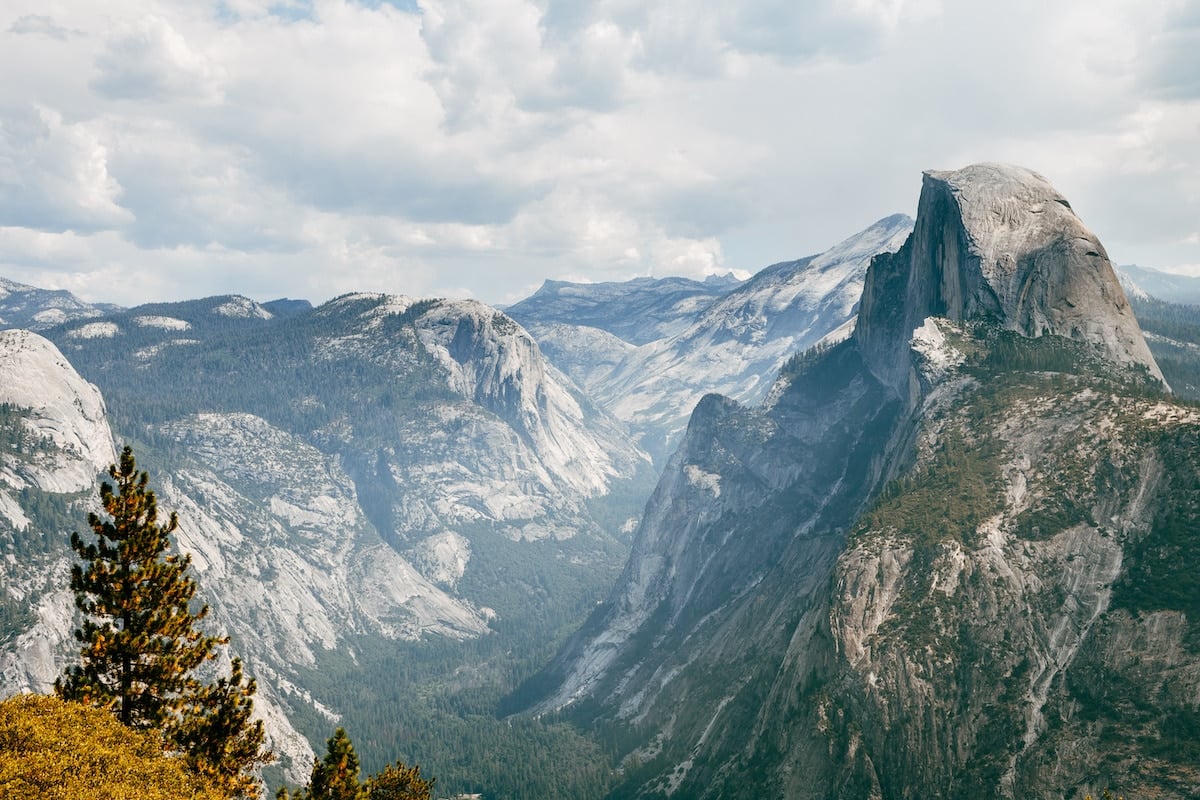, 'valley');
3,164,1200,798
